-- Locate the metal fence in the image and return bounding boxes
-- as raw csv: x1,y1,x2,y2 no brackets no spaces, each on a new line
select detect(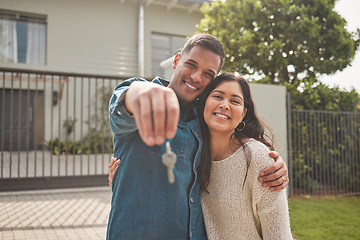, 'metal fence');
288,108,360,196
1,67,360,195
0,67,123,191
